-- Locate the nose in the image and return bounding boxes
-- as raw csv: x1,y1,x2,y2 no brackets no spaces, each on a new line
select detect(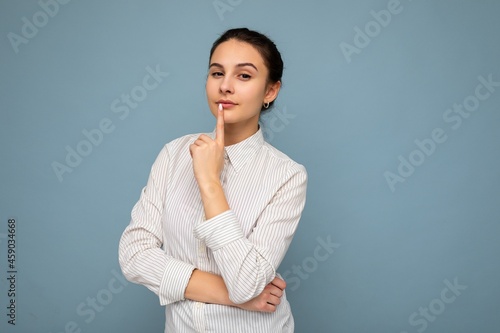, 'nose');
219,75,234,94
